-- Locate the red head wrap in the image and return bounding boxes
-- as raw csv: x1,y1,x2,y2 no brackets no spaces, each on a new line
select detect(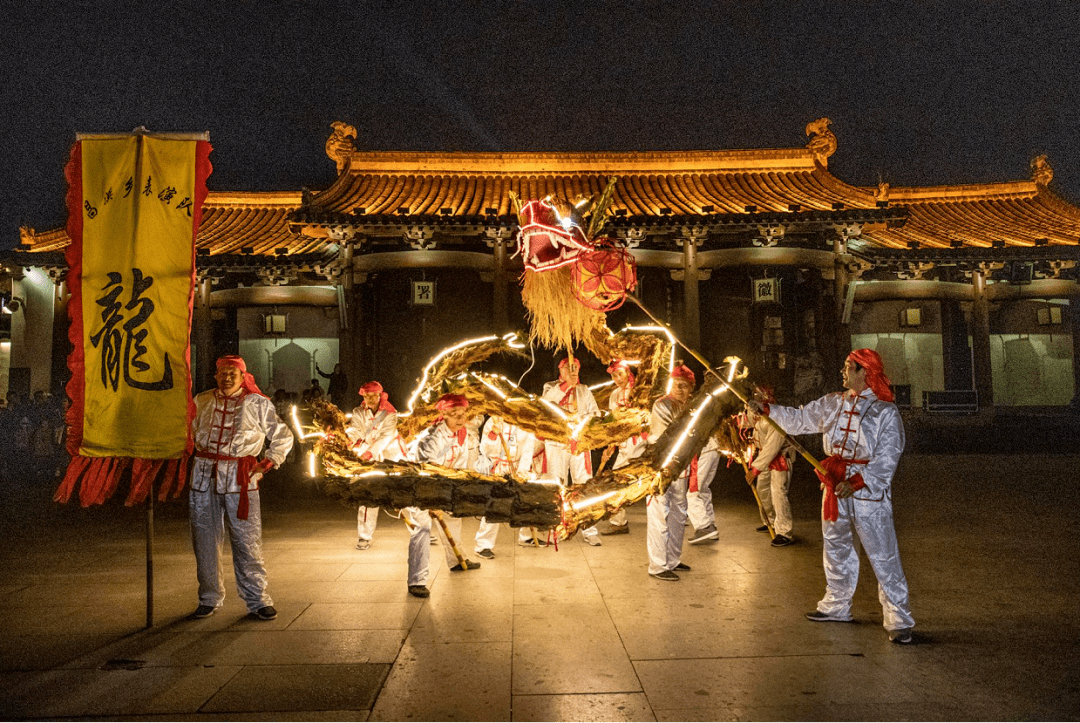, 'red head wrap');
359,381,395,413
435,393,469,412
606,359,636,387
558,356,579,370
216,355,266,397
847,349,894,402
670,365,696,386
